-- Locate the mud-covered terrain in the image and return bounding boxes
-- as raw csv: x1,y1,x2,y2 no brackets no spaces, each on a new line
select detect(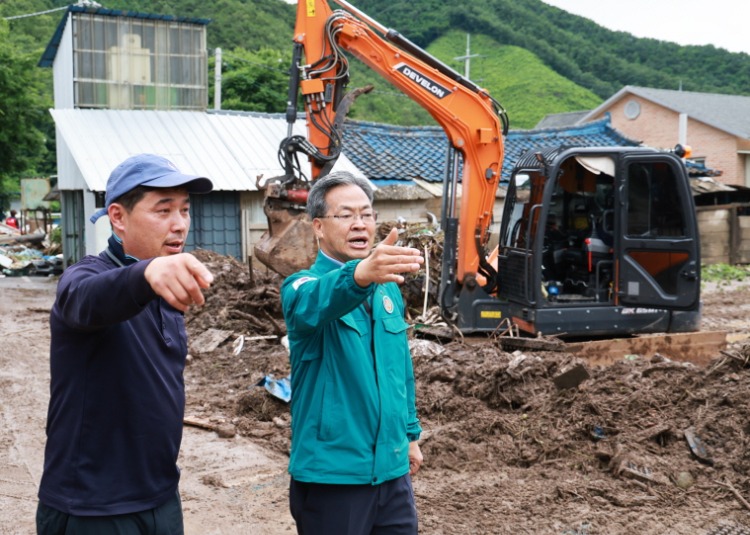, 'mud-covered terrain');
2,252,750,534
183,250,750,534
